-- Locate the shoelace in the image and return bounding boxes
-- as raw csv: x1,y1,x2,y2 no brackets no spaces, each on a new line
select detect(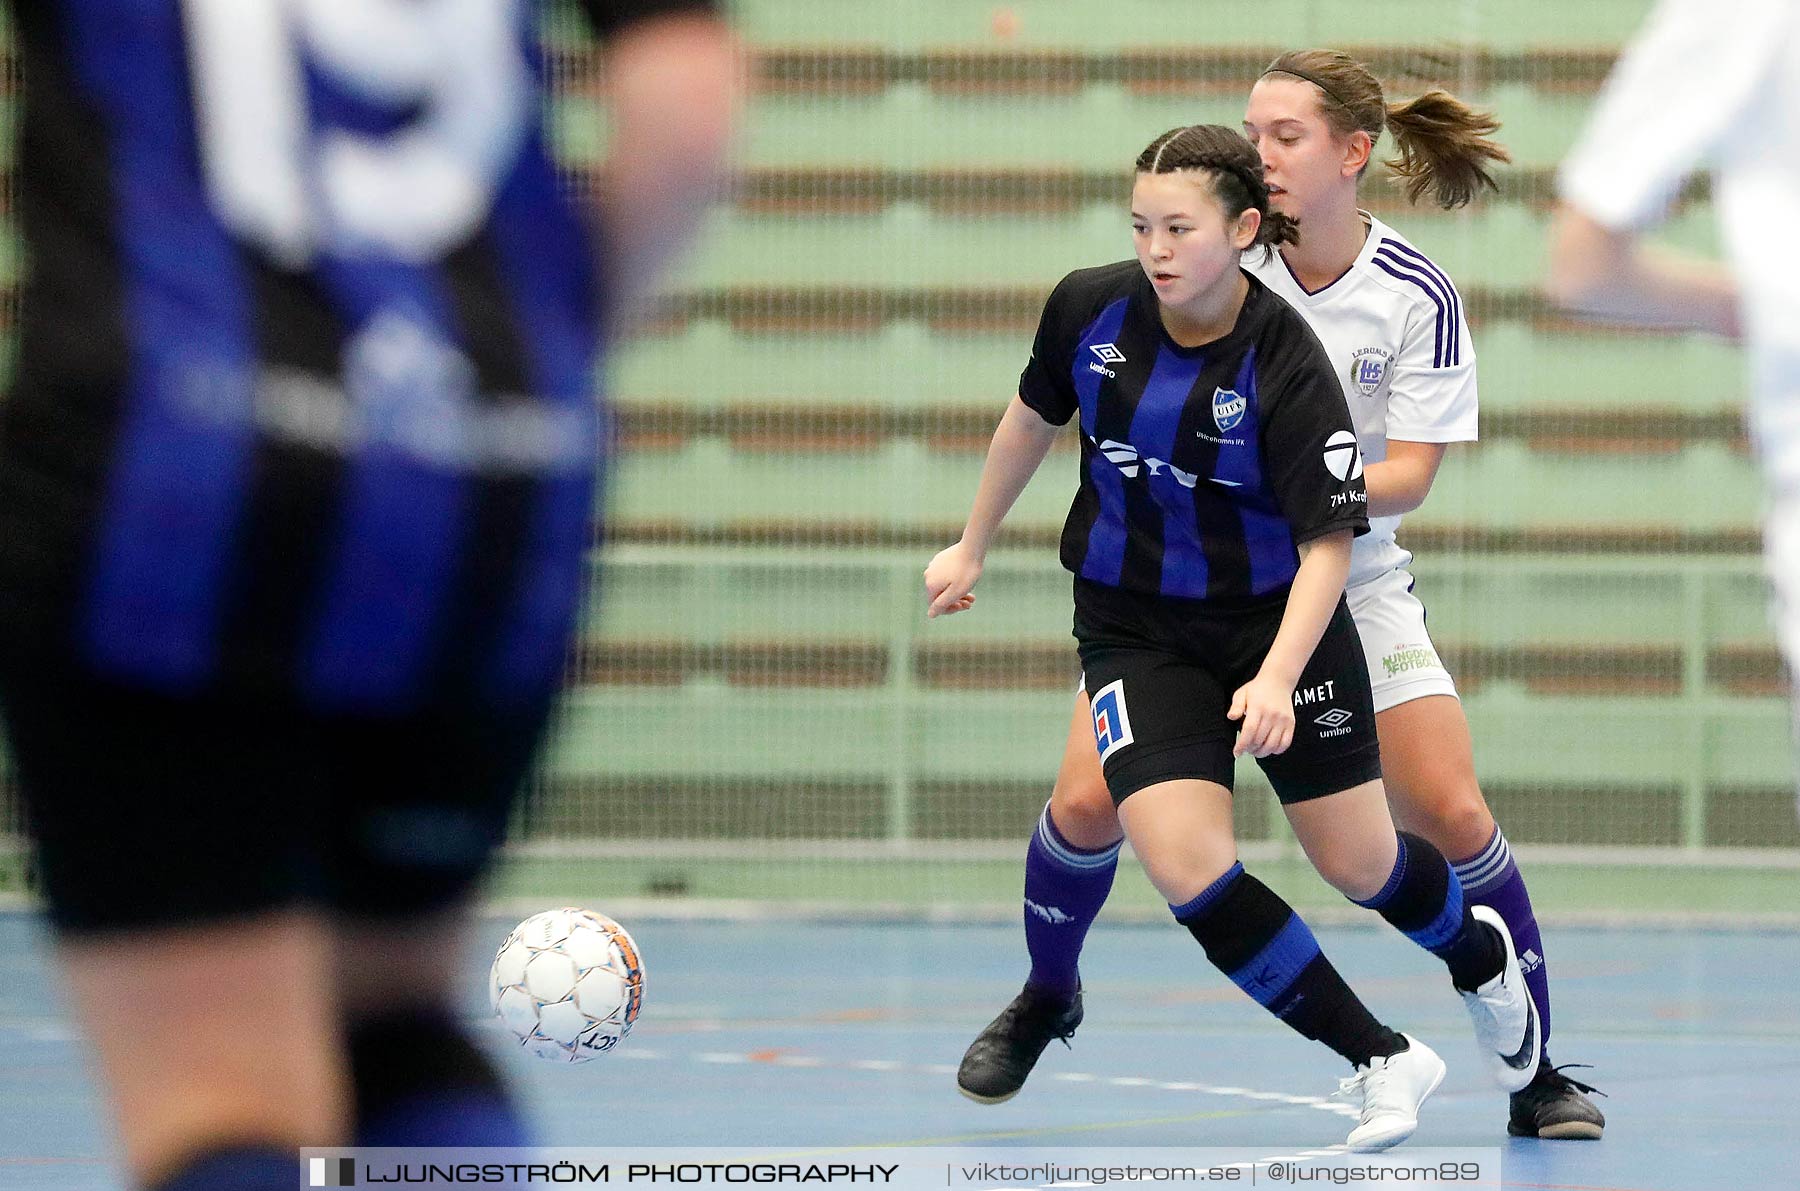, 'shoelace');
1333,1069,1379,1119
1536,1063,1606,1098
